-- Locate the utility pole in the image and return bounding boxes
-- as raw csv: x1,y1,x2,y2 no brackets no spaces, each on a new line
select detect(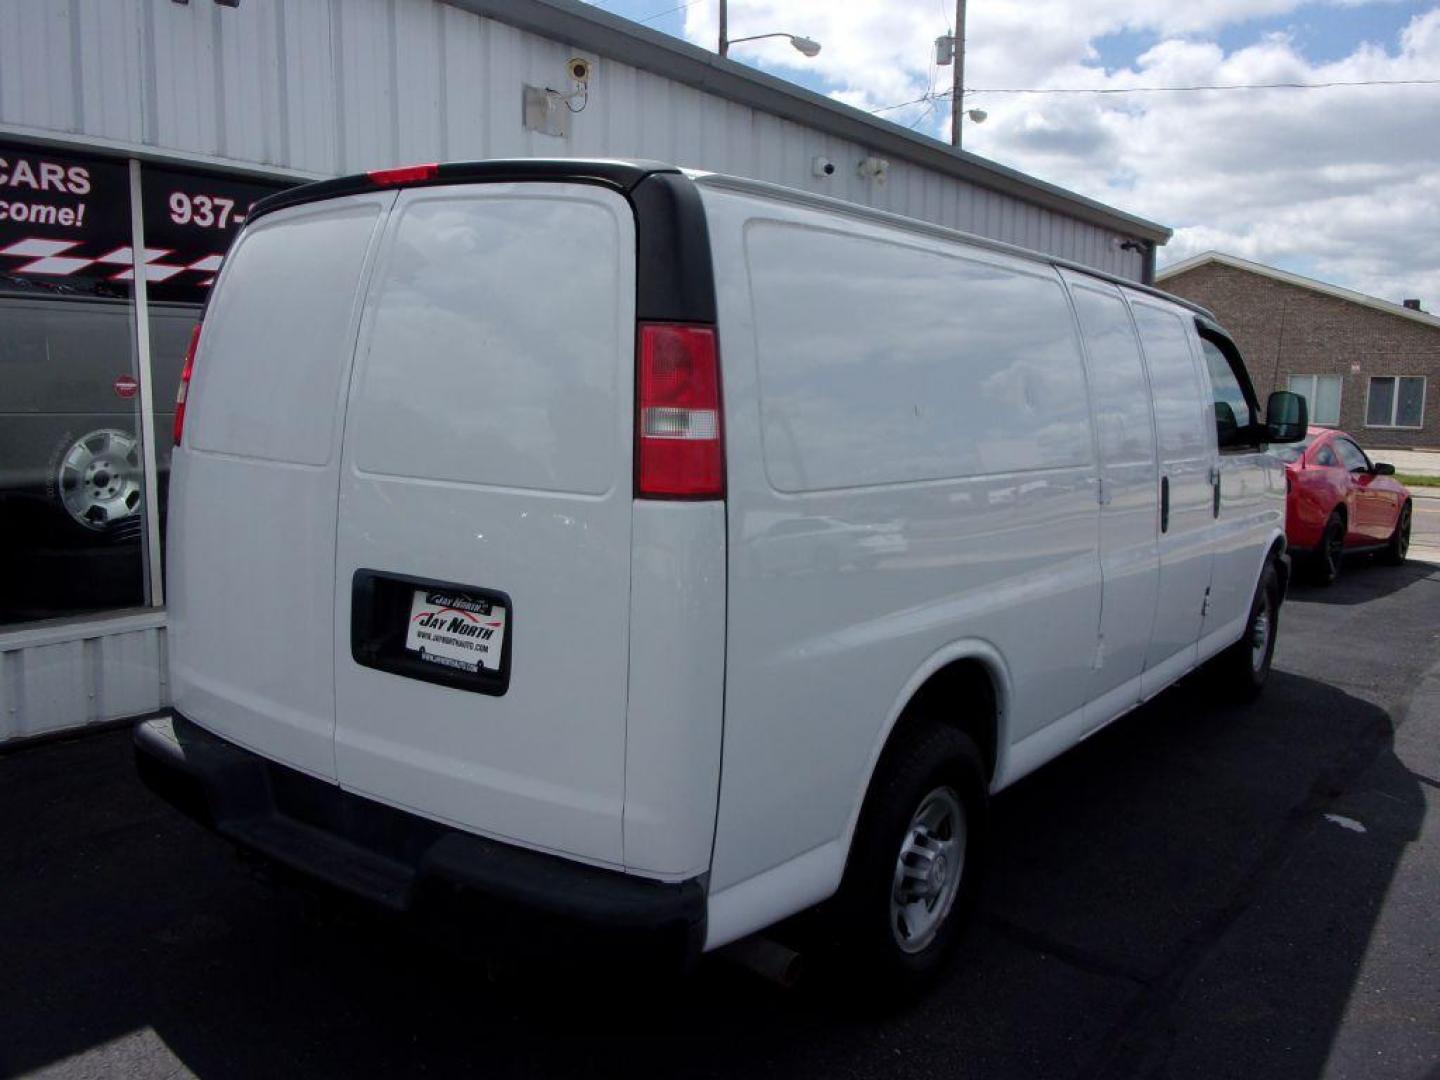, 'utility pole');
719,0,729,57
950,0,966,147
